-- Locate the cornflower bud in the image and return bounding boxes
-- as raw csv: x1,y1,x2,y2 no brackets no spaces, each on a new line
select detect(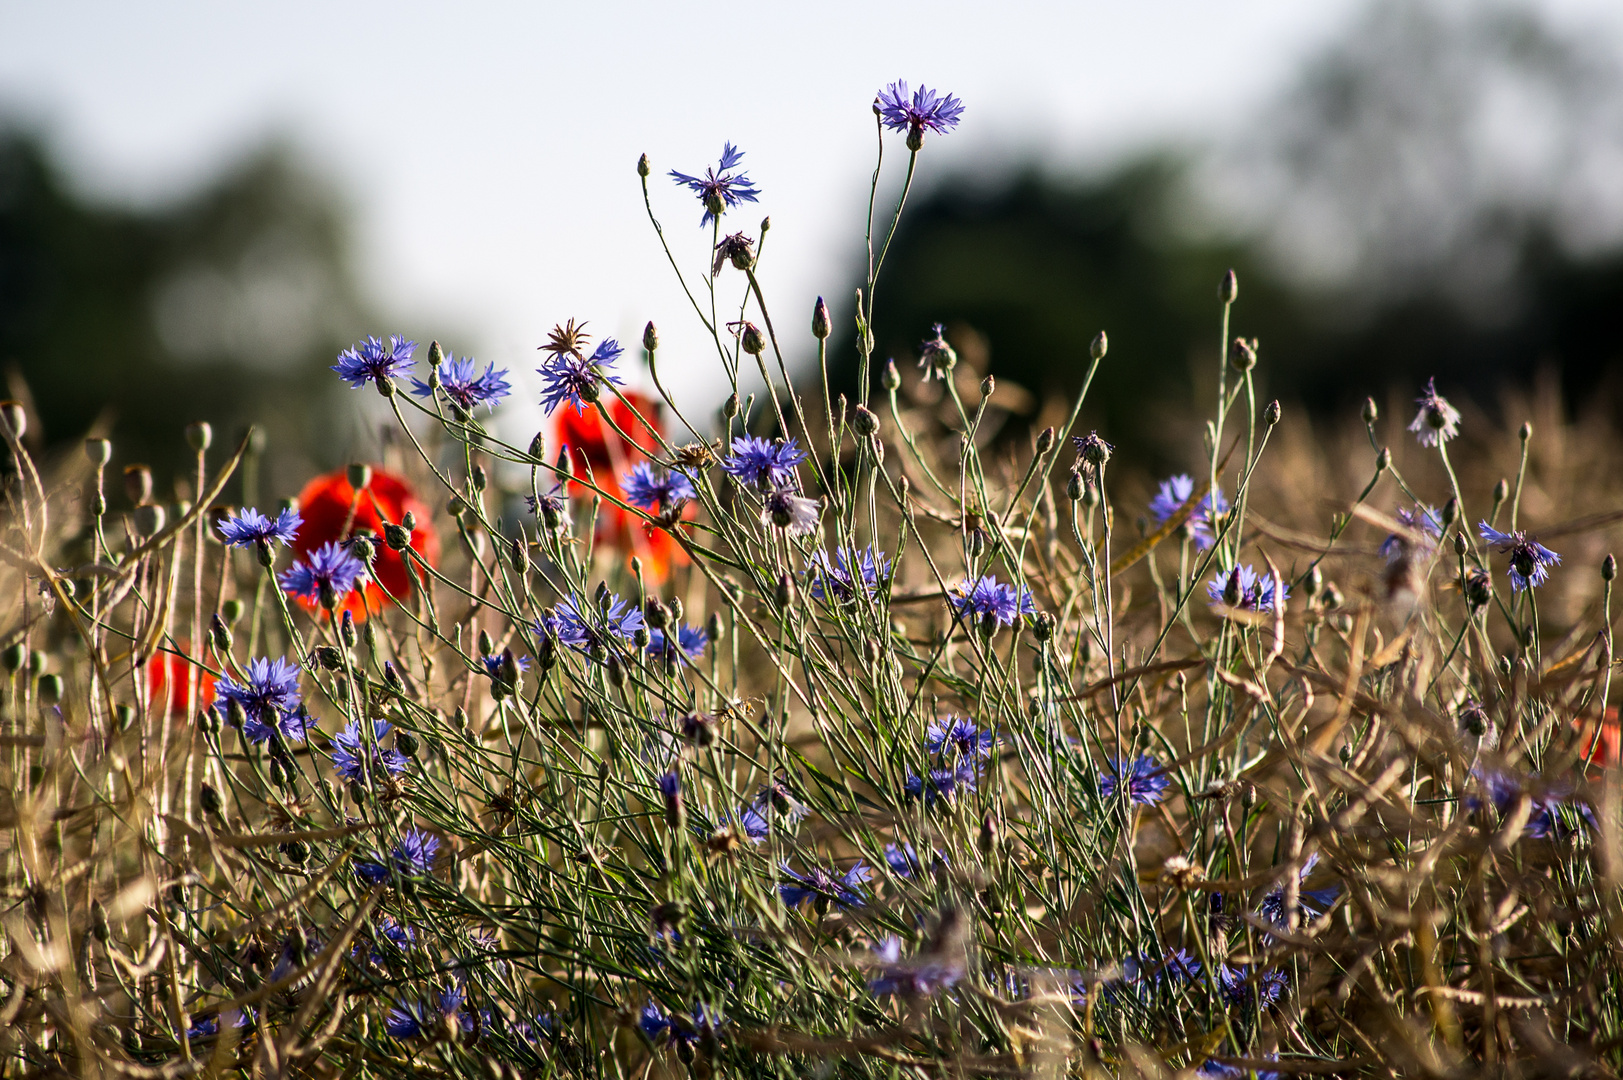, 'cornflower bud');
1453,532,1468,556
637,153,650,178
775,572,793,609
1219,269,1239,303
979,810,1000,855
363,621,379,653
1362,397,1379,425
479,629,495,656
1035,426,1055,454
529,431,546,461
1222,568,1243,607
1376,447,1391,472
812,297,831,340
1229,337,1257,372
724,394,740,419
706,612,724,644
606,653,624,688
639,320,658,354
981,374,995,398
1605,554,1617,581
447,494,468,519
200,782,221,816
84,437,111,467
383,661,403,692
1263,399,1281,427
1520,421,1532,443
184,421,212,452
471,465,487,491
383,522,410,550
852,405,879,436
401,510,416,532
1081,483,1099,508
209,613,232,653
0,400,24,439
1066,470,1084,502
1032,612,1055,642
350,535,375,565
313,645,343,671
882,359,901,391
659,771,684,832
1493,479,1509,506
1090,330,1108,361
396,730,419,757
739,322,766,356
347,463,372,491
646,599,670,629
123,465,152,506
